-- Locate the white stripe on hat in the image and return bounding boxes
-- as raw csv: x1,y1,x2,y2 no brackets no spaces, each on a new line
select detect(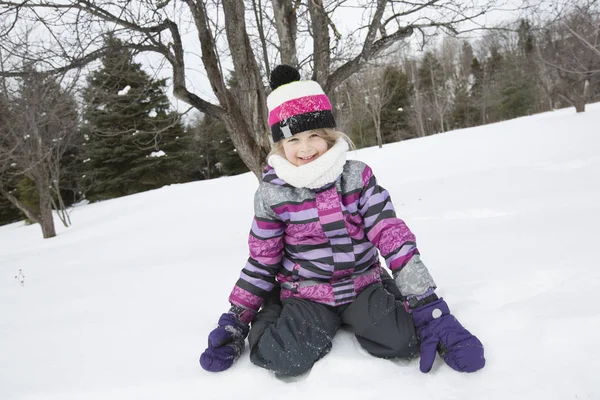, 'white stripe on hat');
266,80,325,110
